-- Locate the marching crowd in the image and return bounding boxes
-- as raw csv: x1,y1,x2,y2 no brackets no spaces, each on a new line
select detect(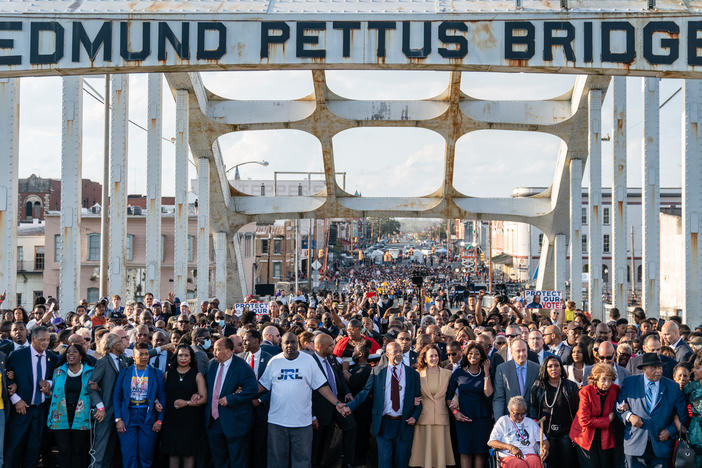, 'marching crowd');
0,269,700,468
